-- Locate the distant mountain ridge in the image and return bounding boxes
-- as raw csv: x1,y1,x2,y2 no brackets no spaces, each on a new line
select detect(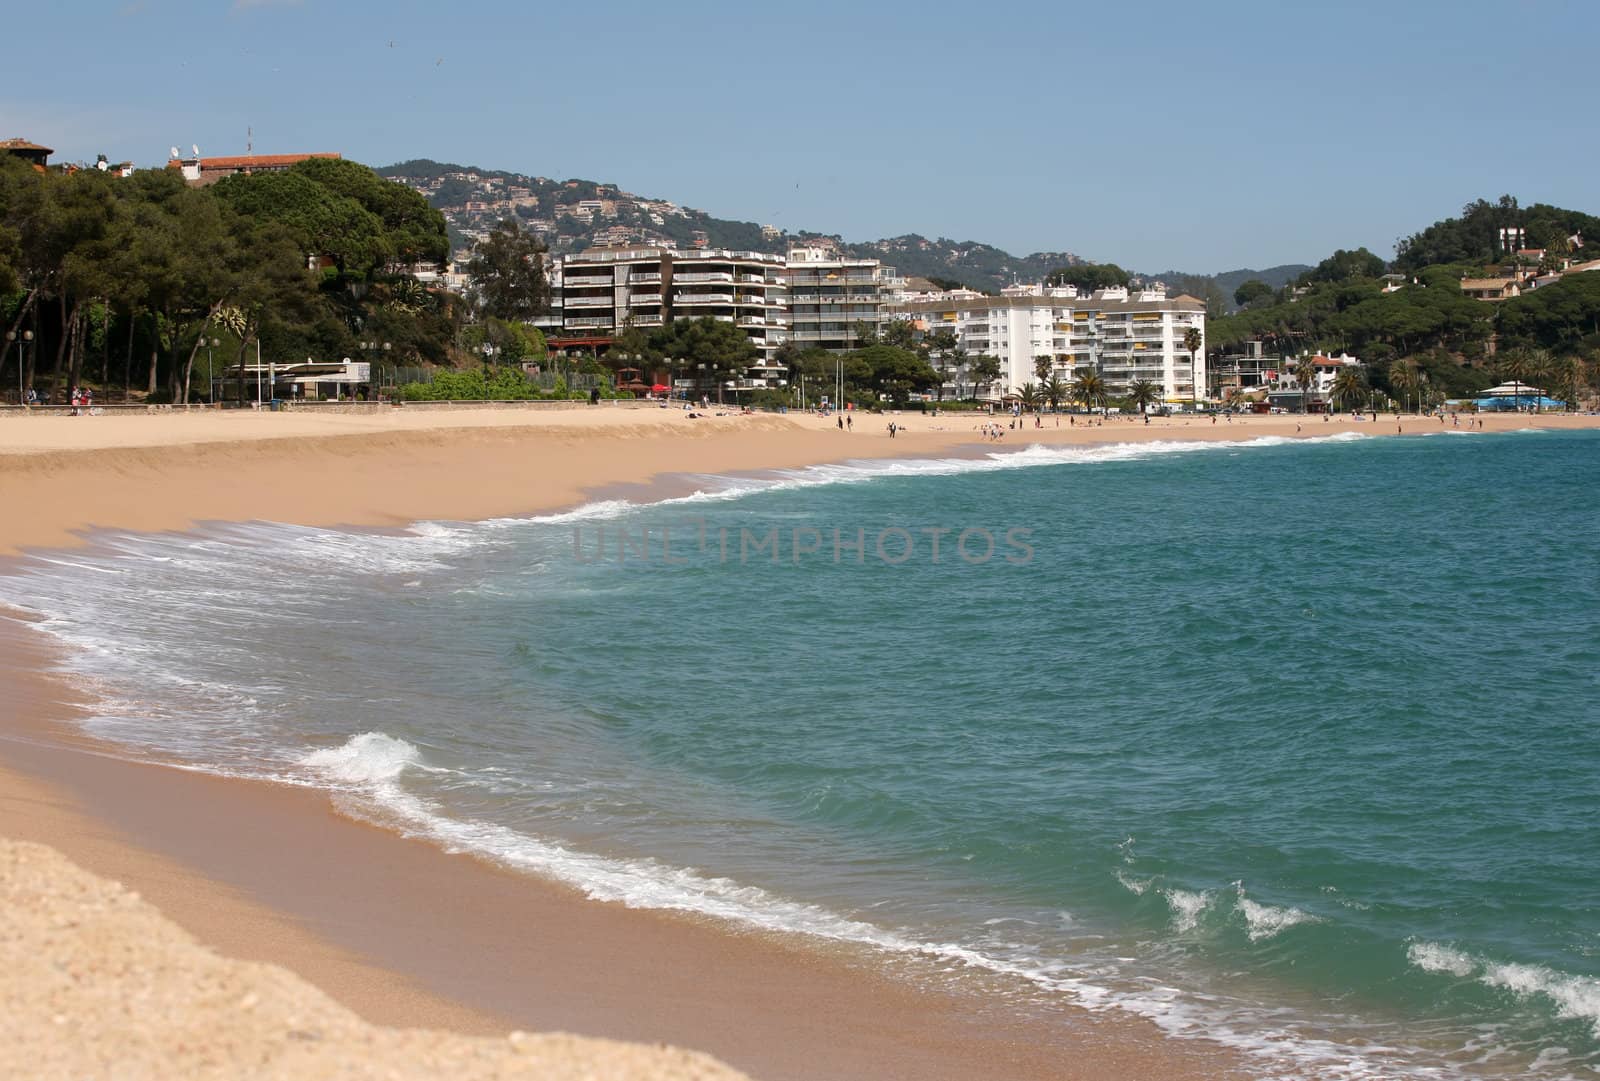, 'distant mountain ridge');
376,158,1300,296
